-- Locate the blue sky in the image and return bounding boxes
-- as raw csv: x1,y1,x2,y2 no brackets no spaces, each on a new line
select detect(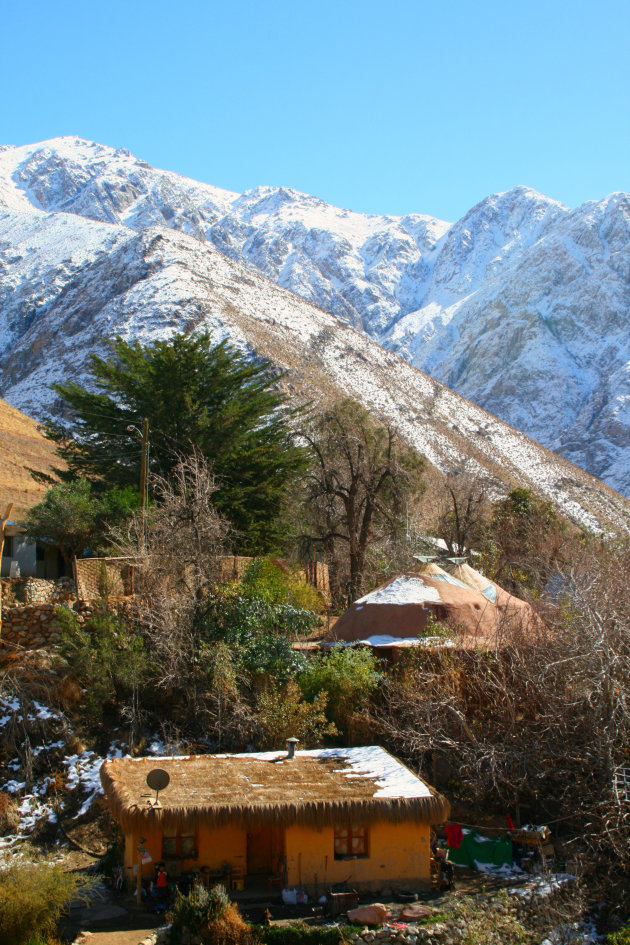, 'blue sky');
2,0,628,221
